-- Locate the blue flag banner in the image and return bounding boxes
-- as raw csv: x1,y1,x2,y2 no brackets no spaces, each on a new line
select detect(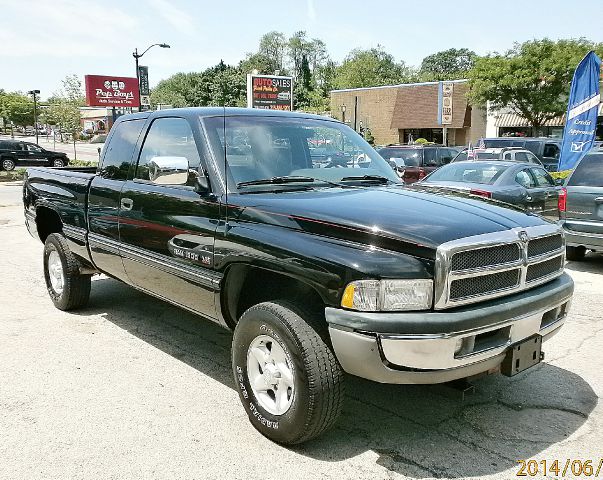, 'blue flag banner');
558,51,601,171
